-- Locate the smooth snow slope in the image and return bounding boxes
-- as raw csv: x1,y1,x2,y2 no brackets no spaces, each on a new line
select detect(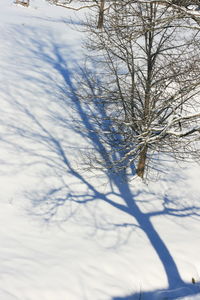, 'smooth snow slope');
0,1,200,299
